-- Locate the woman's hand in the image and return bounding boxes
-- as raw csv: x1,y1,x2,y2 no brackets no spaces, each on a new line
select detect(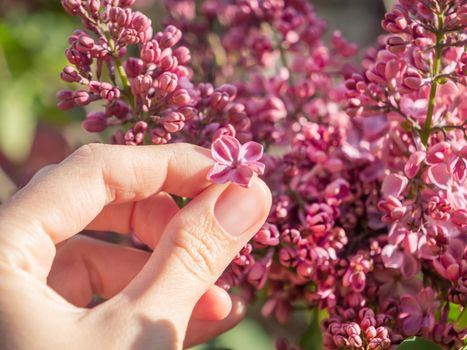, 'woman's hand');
0,143,271,350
